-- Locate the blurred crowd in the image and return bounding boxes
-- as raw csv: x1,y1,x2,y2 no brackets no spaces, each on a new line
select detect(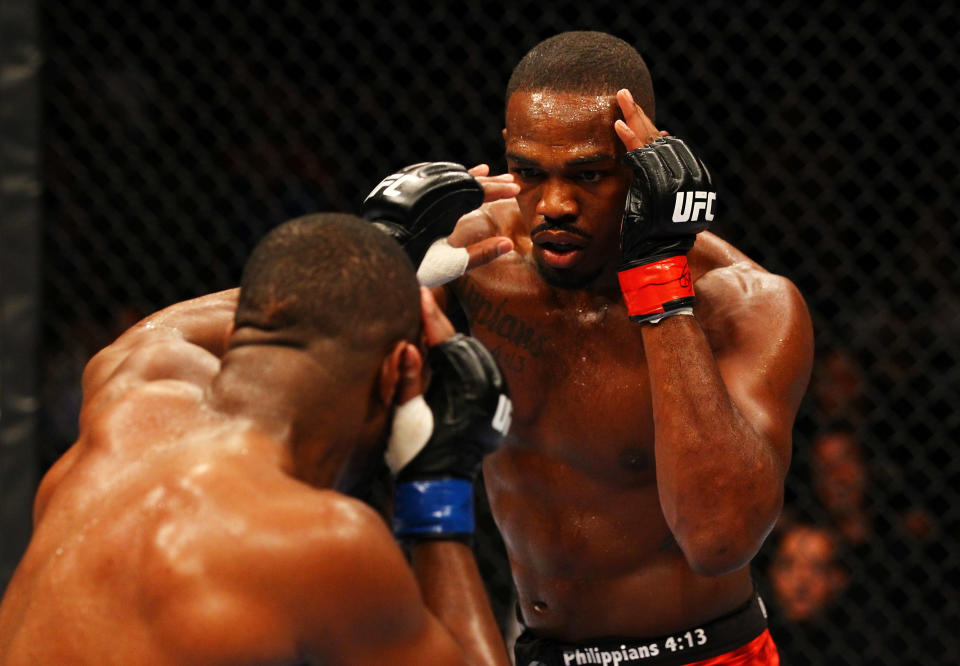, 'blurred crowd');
757,346,958,665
